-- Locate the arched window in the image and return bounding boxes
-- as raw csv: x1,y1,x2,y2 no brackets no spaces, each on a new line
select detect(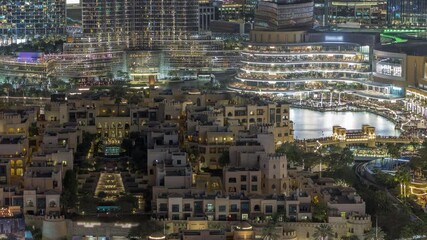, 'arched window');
16,160,23,167
49,201,57,208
